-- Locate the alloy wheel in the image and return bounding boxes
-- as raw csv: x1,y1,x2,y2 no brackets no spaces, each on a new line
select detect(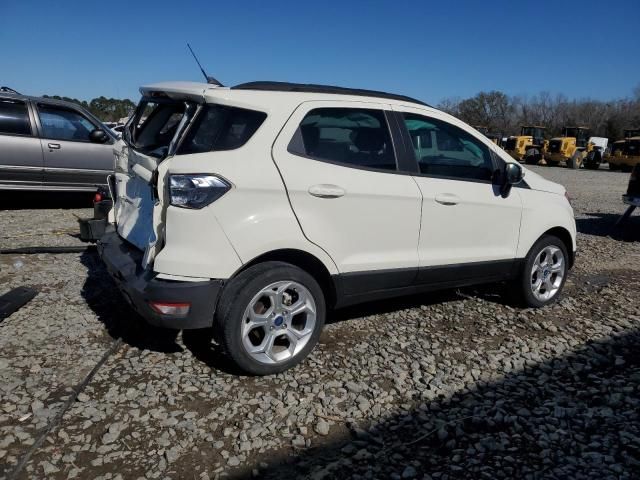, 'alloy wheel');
530,245,565,302
241,281,317,365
